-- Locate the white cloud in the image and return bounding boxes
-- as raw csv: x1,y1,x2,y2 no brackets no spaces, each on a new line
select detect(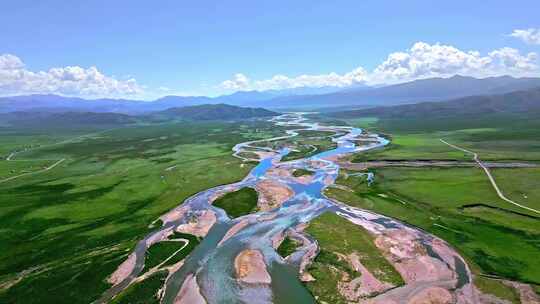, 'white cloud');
158,86,172,92
488,47,538,72
0,54,143,97
219,68,368,91
370,42,537,83
220,73,250,90
510,28,540,45
219,42,539,91
0,54,24,70
4,40,536,98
